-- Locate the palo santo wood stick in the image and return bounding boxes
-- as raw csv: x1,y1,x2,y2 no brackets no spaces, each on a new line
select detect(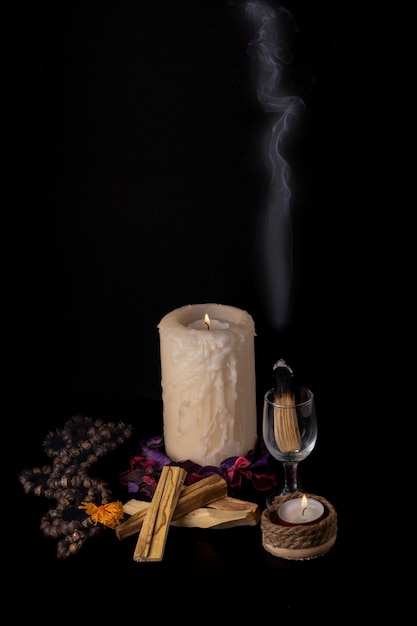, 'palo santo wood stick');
272,359,301,452
206,495,260,528
172,507,259,529
116,473,227,540
174,473,228,517
117,503,149,539
208,495,259,513
123,494,260,530
133,465,186,562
